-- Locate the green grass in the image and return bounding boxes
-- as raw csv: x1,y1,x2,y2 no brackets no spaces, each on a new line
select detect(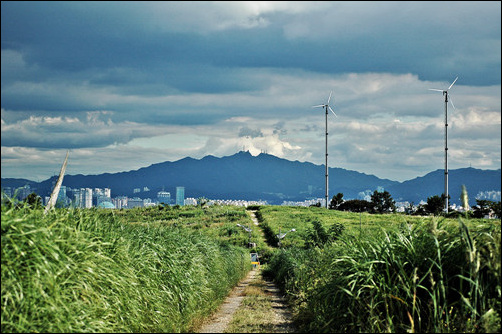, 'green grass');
1,205,252,333
256,205,496,248
260,206,501,333
3,203,499,333
115,204,271,255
